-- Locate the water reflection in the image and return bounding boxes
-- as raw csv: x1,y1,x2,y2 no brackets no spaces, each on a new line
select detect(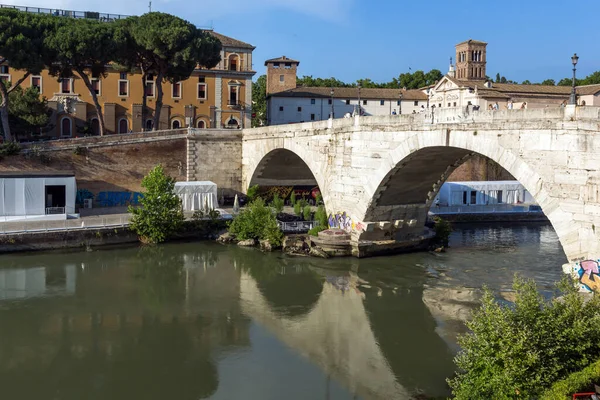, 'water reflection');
0,265,76,300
